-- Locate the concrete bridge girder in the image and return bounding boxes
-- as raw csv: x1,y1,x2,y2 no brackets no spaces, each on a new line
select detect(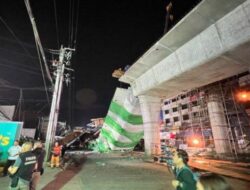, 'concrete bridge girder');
120,0,248,85
130,0,250,98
